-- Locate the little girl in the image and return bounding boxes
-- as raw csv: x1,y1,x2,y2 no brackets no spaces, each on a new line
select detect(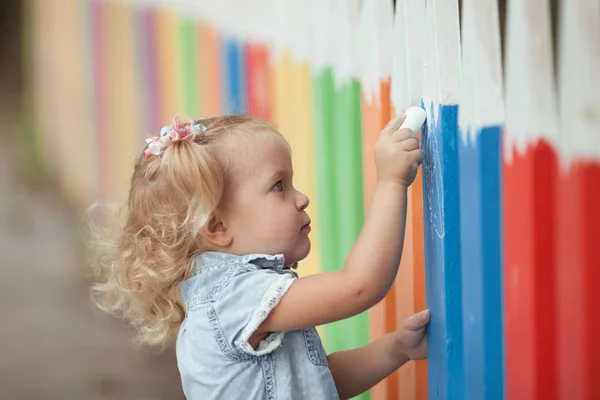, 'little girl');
91,114,429,399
